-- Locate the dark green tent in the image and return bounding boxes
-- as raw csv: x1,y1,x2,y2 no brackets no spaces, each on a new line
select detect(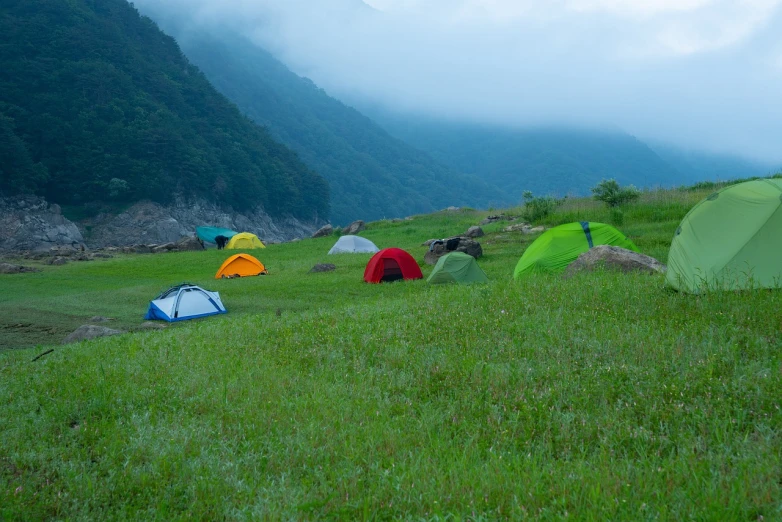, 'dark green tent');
514,222,638,278
666,178,782,293
427,252,488,284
